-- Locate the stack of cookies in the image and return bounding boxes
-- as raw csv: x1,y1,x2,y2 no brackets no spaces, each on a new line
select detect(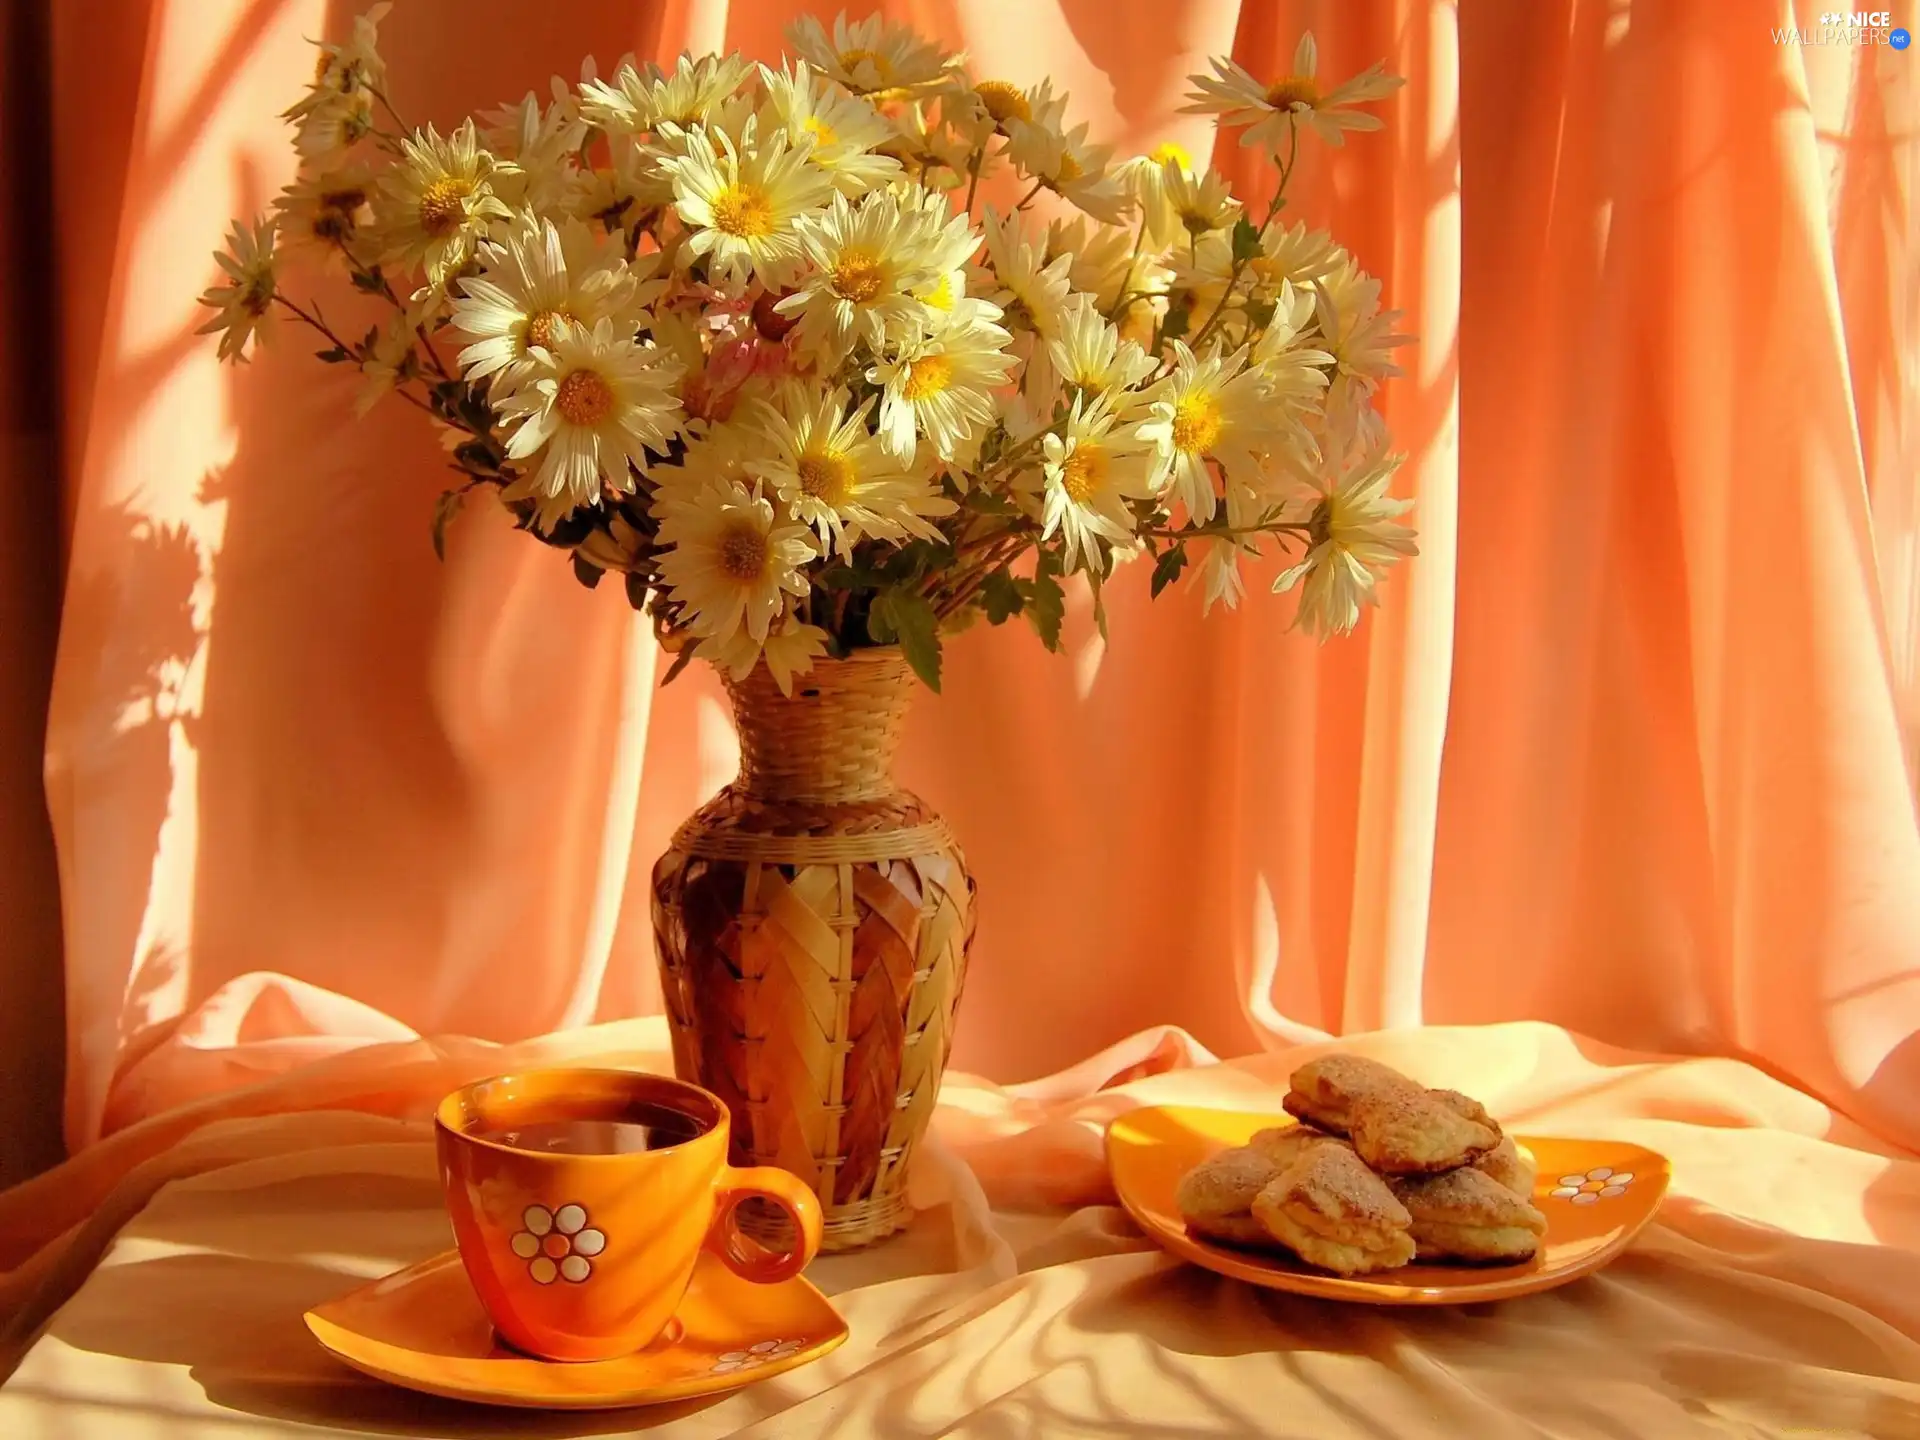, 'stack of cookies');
1174,1055,1549,1276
